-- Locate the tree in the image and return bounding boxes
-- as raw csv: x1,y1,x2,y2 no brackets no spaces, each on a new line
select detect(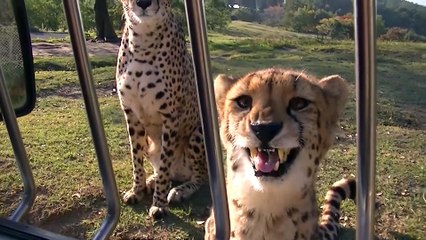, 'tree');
93,0,118,42
282,0,306,27
316,15,353,39
376,15,386,36
25,0,66,31
205,0,231,30
260,6,284,26
290,6,317,33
